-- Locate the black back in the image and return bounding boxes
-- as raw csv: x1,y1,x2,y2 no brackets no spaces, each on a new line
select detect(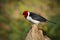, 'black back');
29,12,47,22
